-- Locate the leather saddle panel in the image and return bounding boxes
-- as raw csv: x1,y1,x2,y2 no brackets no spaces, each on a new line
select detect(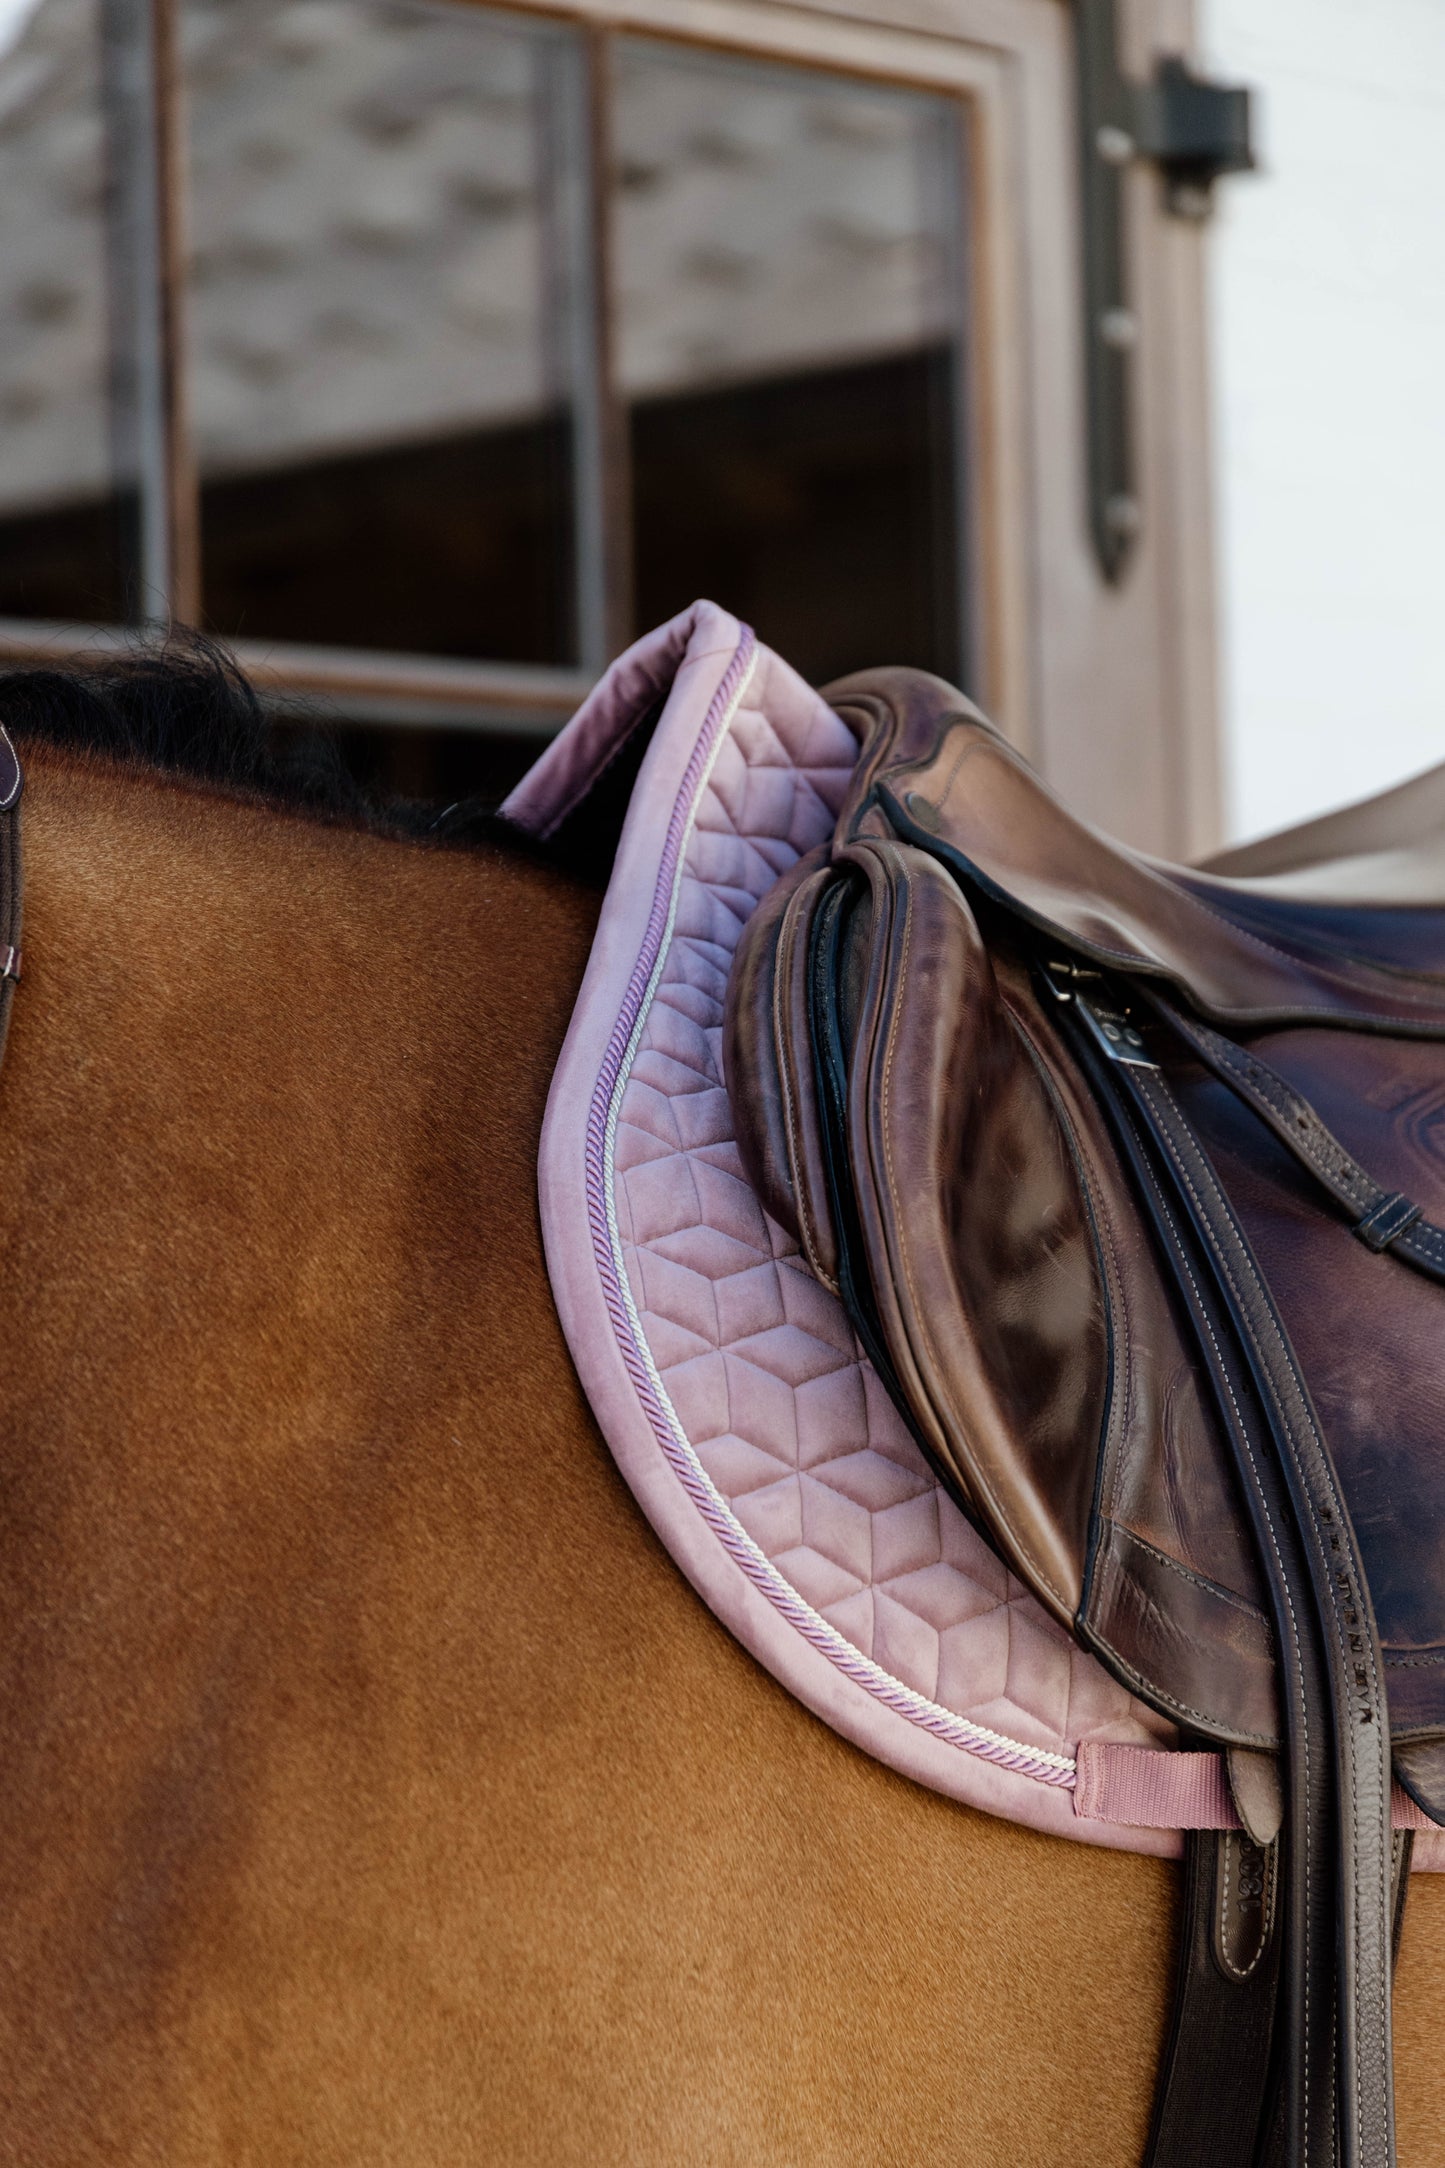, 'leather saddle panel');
1174,874,1445,977
832,838,1106,1620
